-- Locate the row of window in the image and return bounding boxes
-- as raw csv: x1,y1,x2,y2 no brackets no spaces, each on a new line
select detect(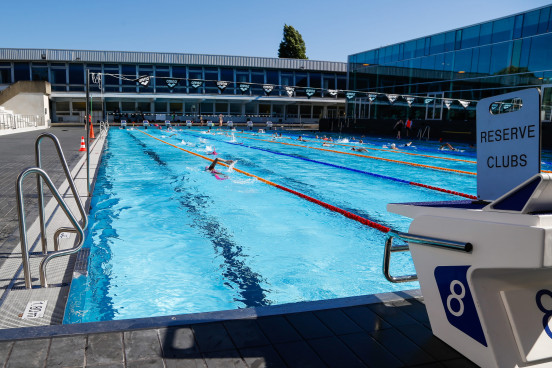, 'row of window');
0,62,346,96
53,100,338,119
350,6,552,66
350,33,552,94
